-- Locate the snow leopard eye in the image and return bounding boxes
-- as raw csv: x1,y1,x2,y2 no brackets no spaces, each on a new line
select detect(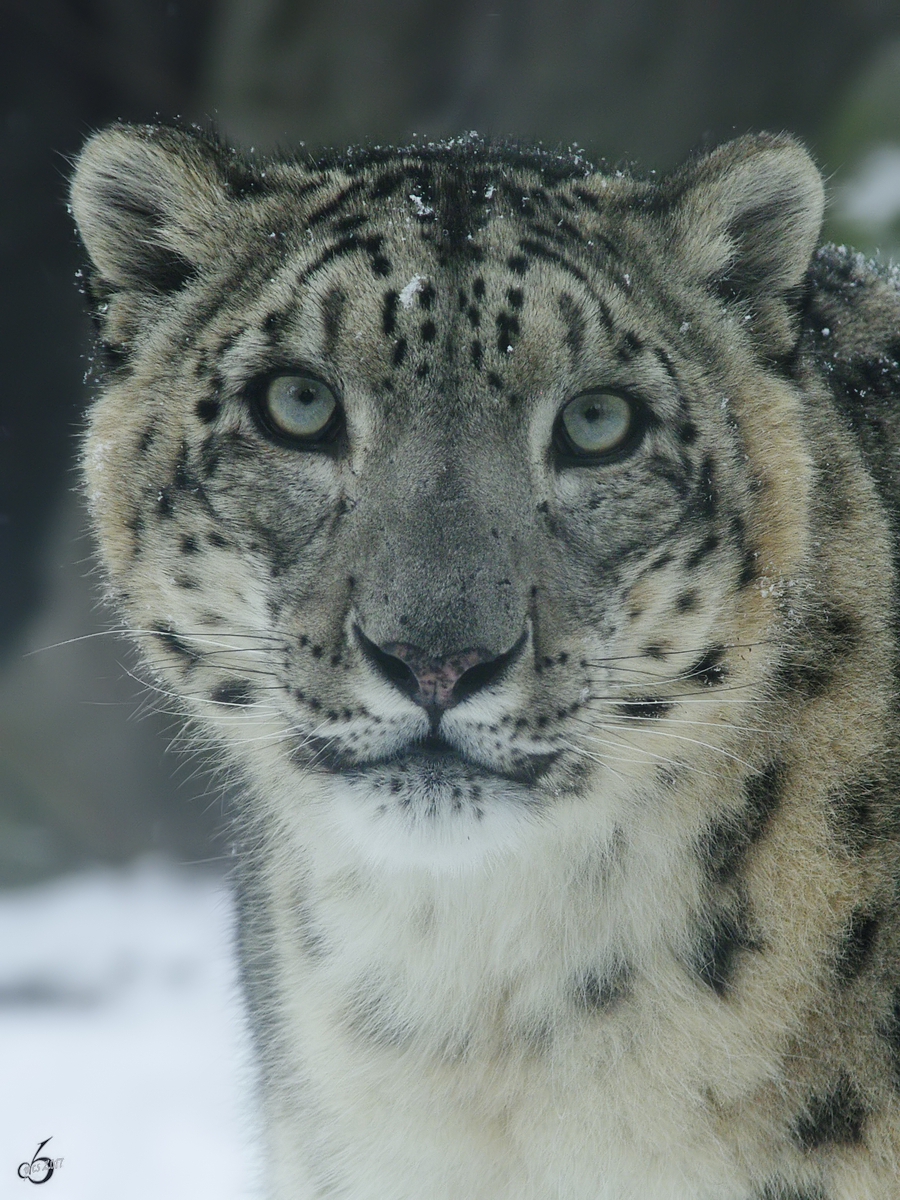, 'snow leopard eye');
257,373,341,444
555,390,643,462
